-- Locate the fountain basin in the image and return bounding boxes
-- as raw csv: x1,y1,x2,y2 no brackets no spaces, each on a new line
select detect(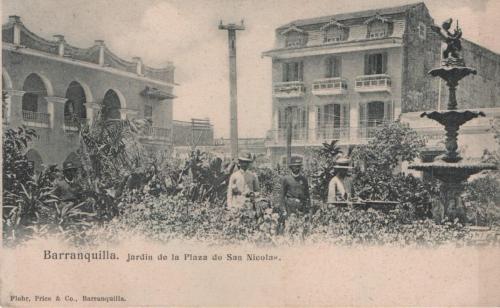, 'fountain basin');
420,110,485,126
429,66,477,83
409,161,496,182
